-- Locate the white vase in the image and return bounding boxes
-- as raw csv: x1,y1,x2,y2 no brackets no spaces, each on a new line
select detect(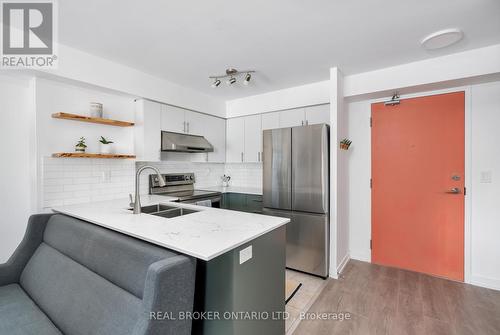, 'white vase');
100,143,113,154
